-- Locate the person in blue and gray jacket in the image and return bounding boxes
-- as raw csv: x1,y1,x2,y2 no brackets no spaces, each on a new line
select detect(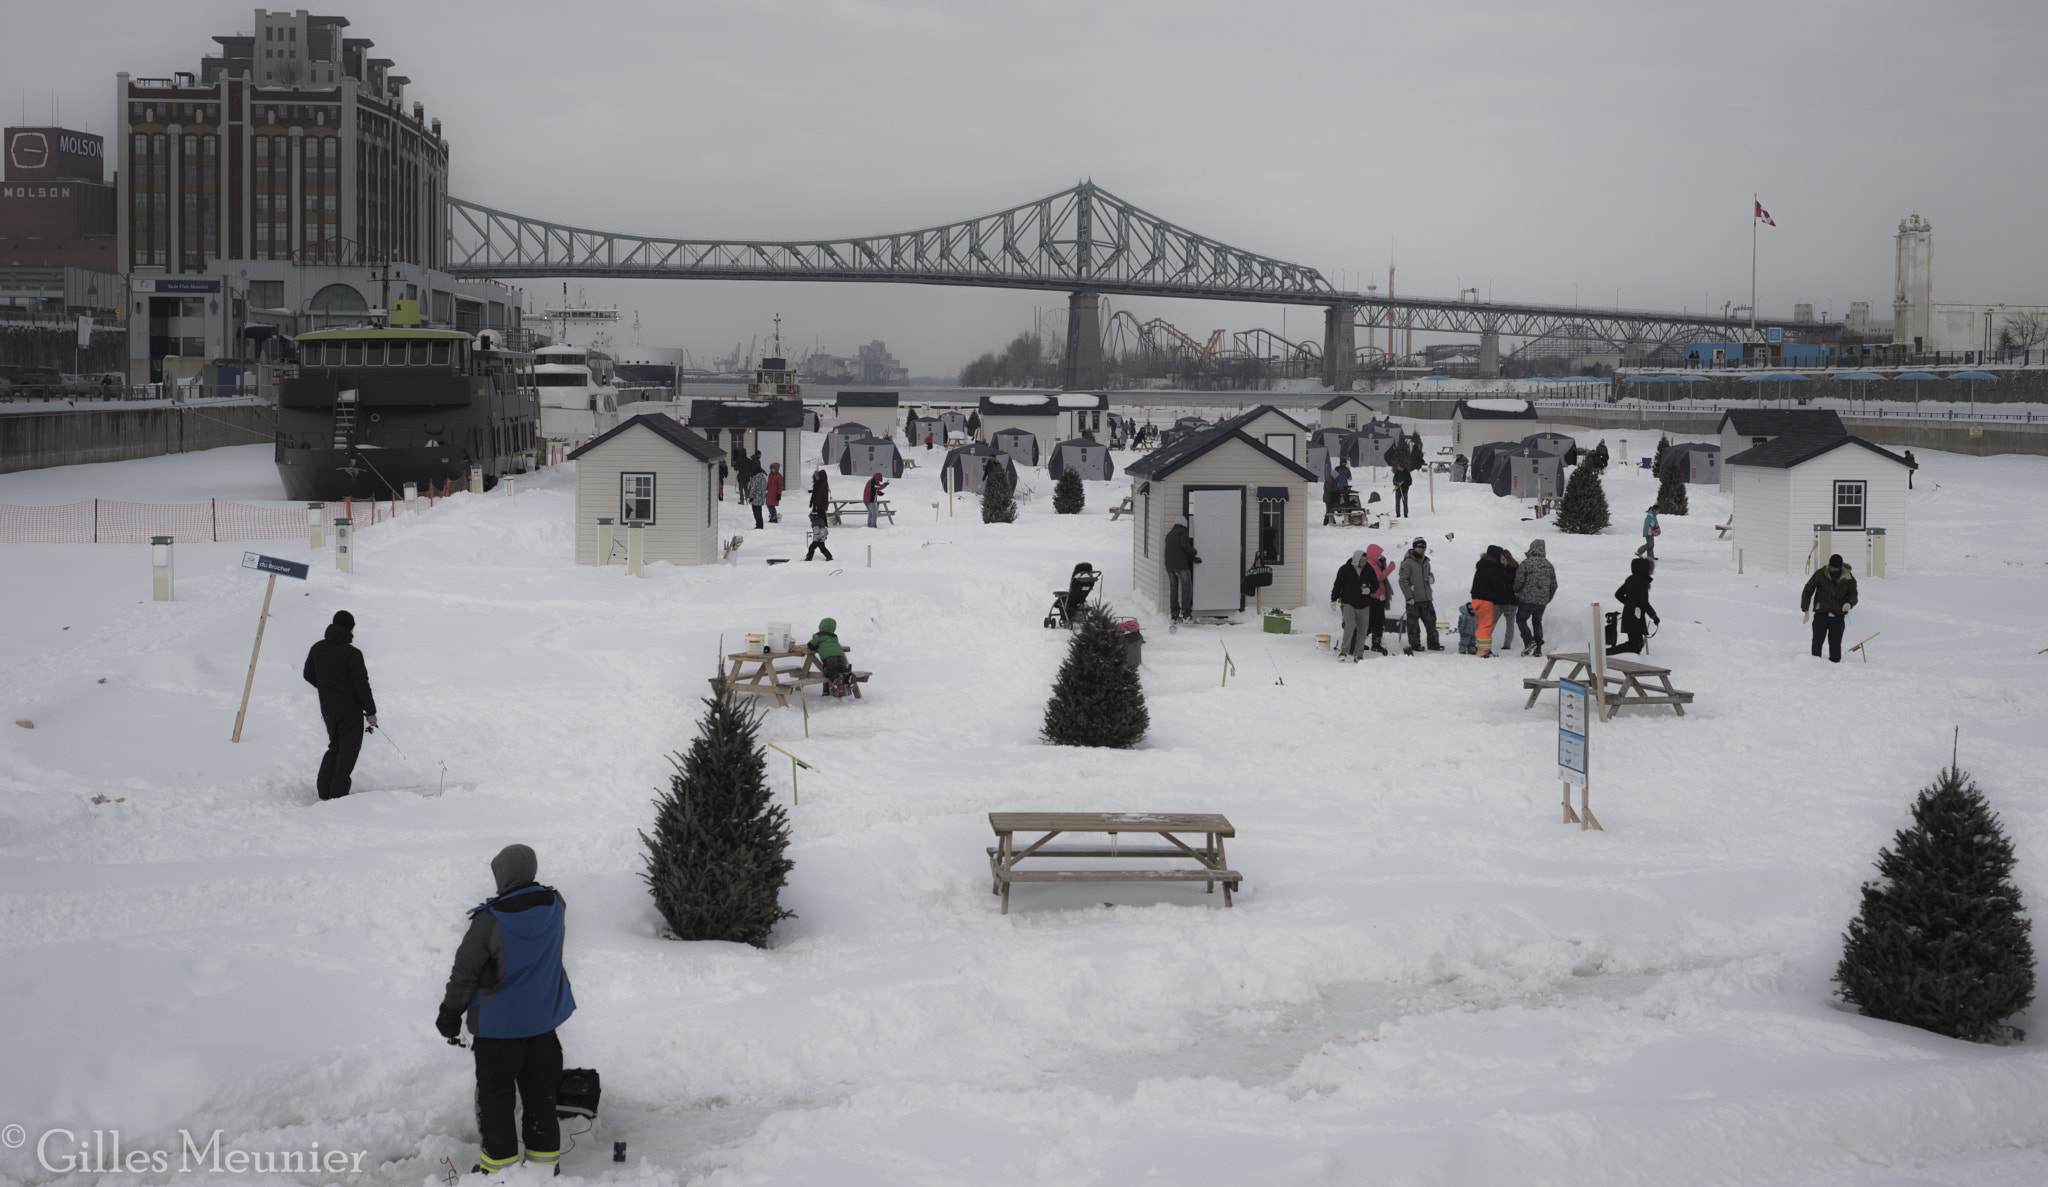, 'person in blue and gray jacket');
438,844,576,1176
